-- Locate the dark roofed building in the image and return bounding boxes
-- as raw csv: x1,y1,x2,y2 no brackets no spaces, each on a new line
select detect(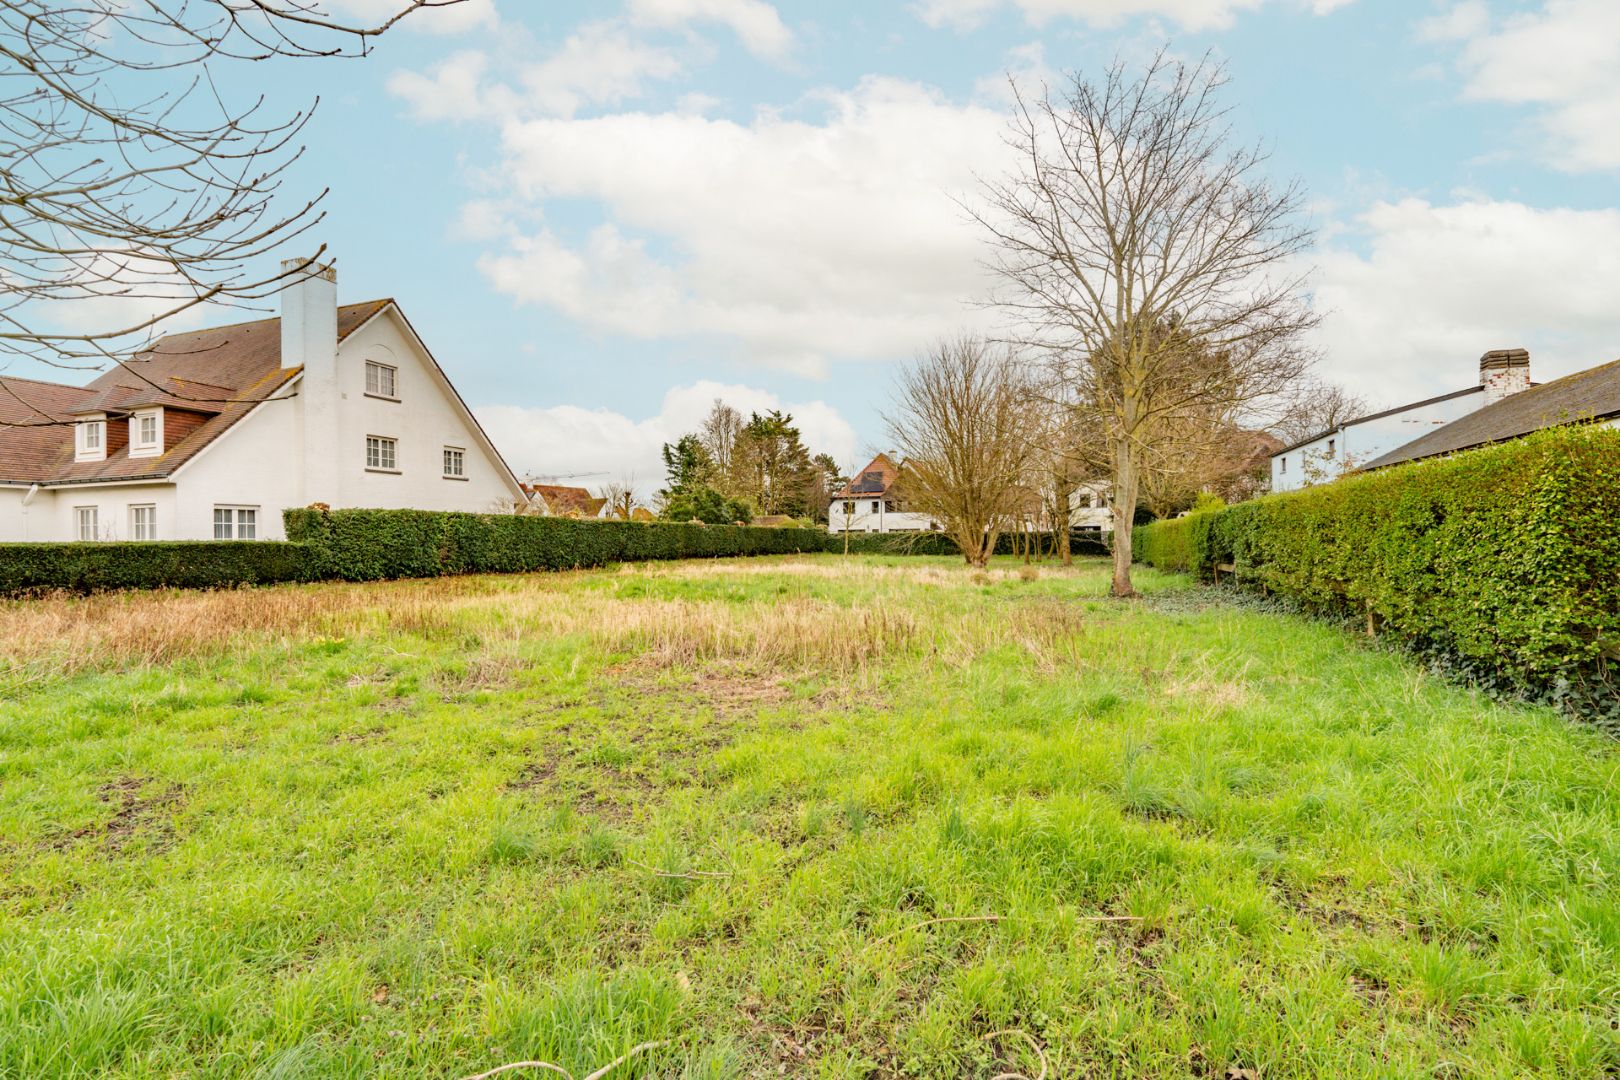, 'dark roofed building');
827,453,939,534
1365,355,1620,471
